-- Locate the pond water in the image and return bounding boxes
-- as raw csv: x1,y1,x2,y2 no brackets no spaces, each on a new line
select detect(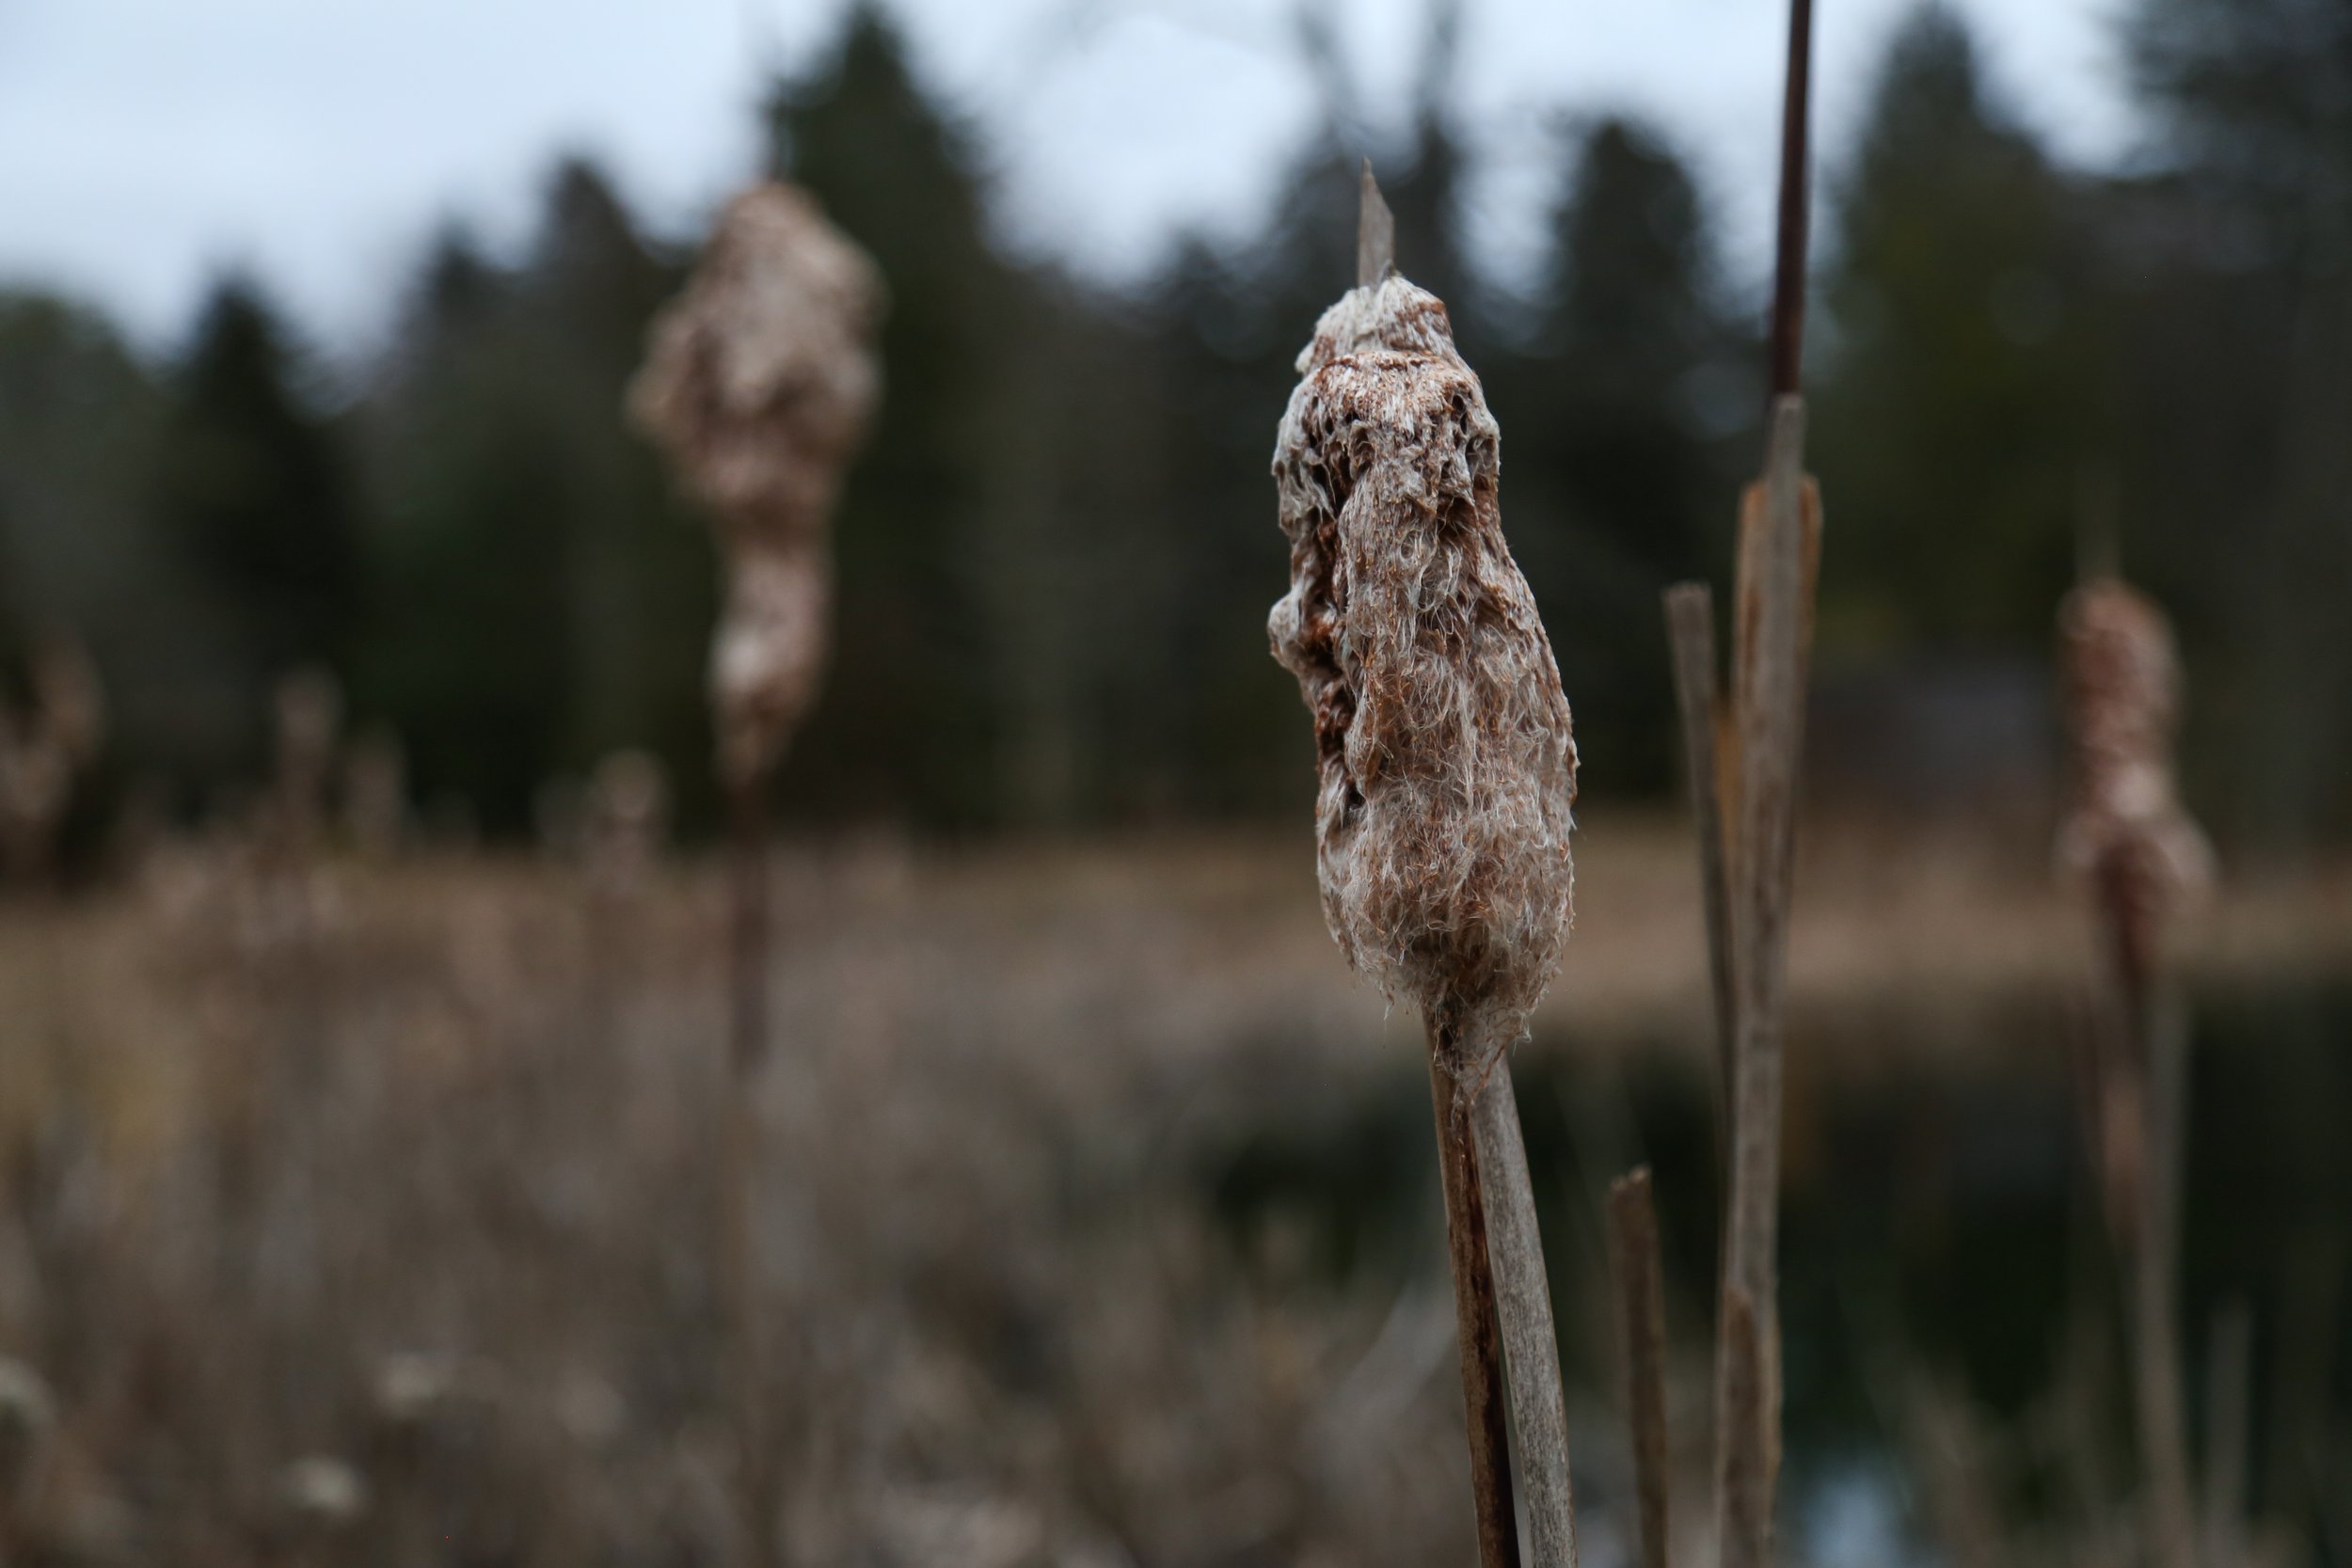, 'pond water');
1206,980,2352,1561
